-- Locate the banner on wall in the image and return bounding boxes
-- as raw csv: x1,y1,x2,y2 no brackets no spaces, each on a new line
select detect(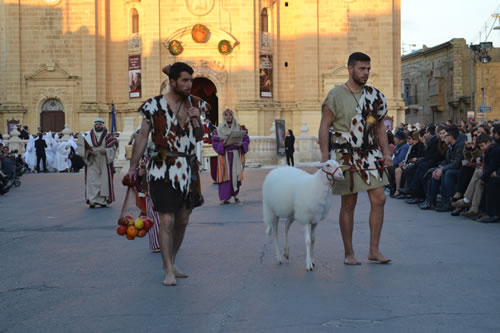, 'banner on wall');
260,55,273,98
275,119,285,155
128,55,142,99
